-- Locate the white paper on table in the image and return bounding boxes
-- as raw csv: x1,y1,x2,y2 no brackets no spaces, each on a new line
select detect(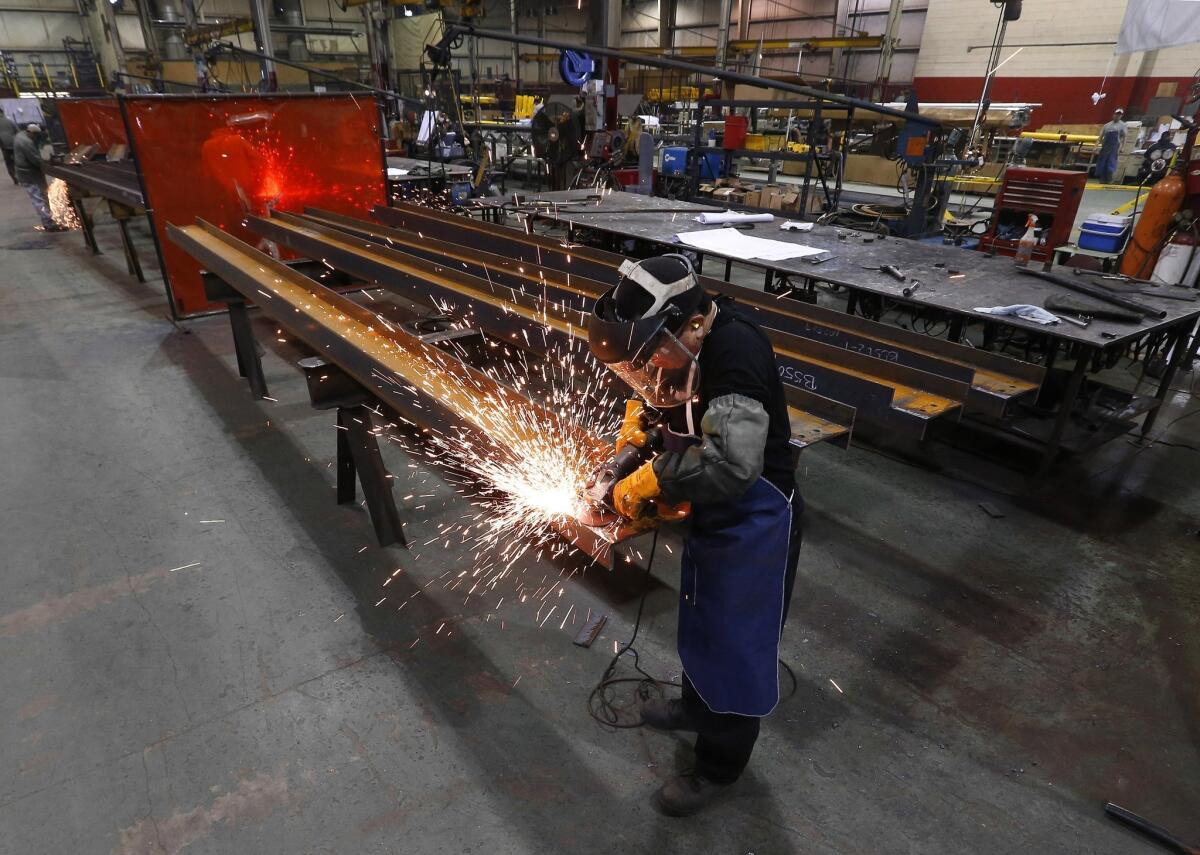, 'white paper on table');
693,210,775,225
673,227,828,261
386,167,410,177
780,220,813,232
